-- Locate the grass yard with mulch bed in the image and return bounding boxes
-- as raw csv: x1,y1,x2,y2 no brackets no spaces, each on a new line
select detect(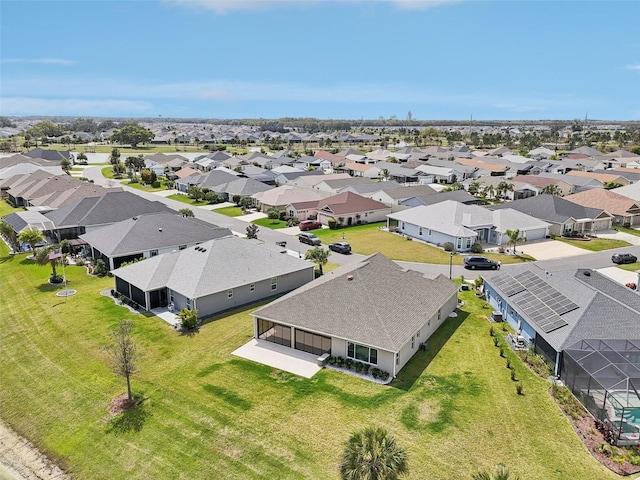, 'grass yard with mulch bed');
313,223,534,265
0,198,621,480
558,237,632,252
166,194,209,206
